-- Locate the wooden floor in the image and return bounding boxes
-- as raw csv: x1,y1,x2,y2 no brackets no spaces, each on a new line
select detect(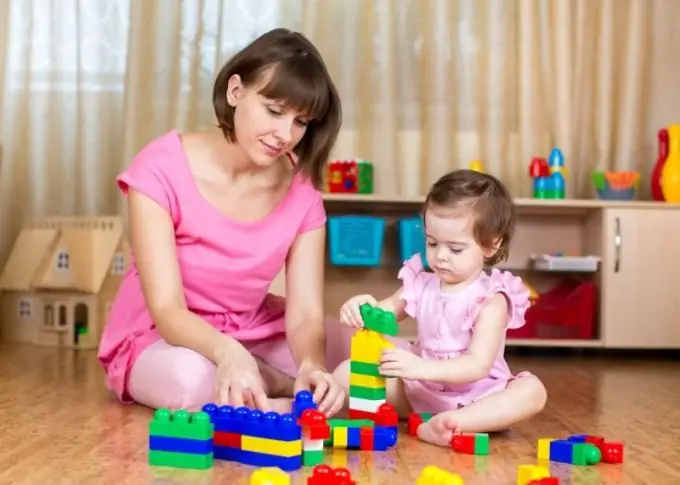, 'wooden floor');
1,344,679,485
